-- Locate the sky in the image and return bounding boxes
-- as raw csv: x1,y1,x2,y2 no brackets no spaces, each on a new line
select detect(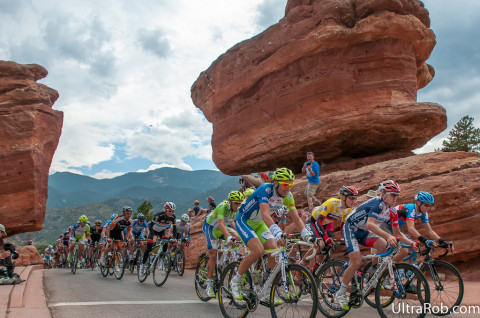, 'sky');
1,0,479,179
